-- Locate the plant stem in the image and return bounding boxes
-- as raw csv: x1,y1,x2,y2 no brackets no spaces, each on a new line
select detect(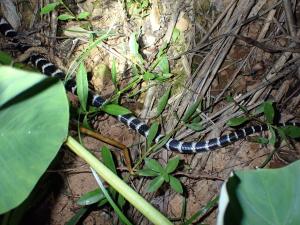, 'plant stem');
65,136,173,225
